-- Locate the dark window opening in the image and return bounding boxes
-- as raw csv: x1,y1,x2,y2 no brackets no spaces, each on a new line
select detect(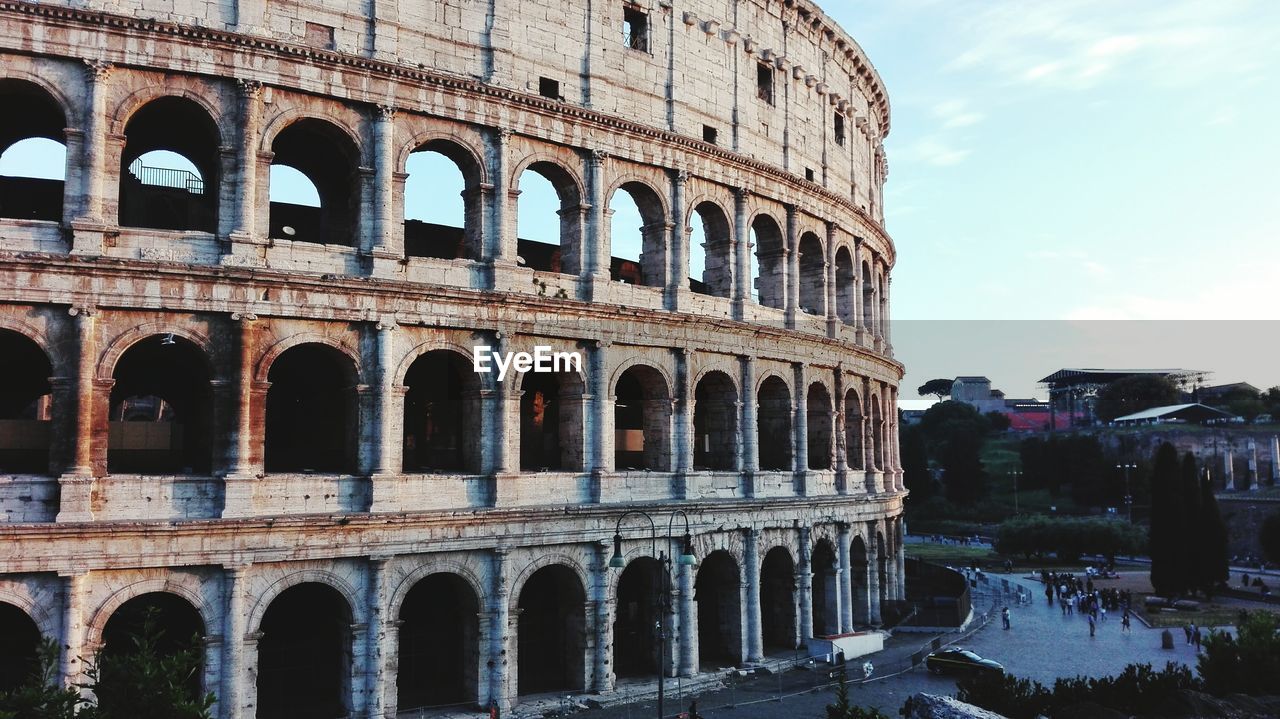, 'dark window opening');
757,376,792,471
108,334,213,475
761,548,797,650
100,593,205,707
257,583,353,719
403,350,480,473
520,370,585,472
518,565,586,695
695,551,742,664
398,574,480,710
811,541,839,636
834,113,846,146
613,366,671,471
623,6,649,52
613,557,663,677
0,602,41,695
693,371,737,471
702,125,718,145
269,119,360,246
689,202,733,297
119,97,220,233
0,329,53,474
539,77,561,100
264,343,358,474
0,79,68,223
805,167,815,182
757,63,775,104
